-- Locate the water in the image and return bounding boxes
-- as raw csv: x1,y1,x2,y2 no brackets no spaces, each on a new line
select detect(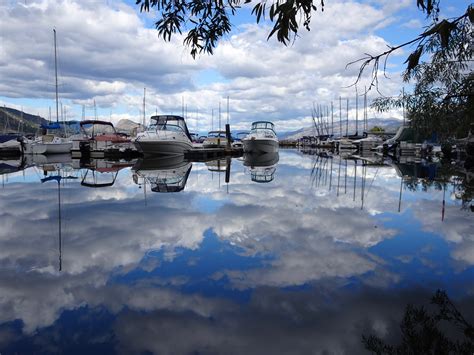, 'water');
0,149,473,354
